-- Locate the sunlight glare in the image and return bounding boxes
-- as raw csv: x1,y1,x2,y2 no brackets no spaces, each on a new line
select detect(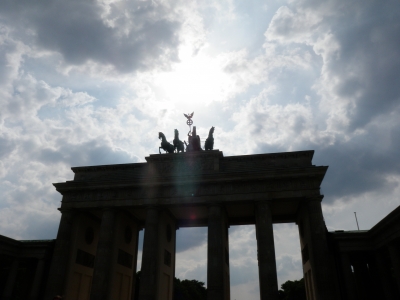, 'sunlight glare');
154,45,234,105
